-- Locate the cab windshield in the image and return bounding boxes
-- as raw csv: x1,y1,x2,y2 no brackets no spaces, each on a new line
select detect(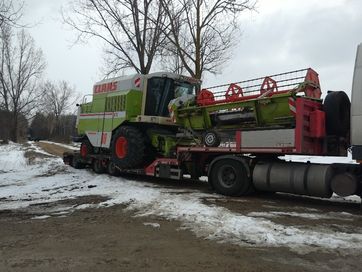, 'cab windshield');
174,81,198,98
144,77,199,117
